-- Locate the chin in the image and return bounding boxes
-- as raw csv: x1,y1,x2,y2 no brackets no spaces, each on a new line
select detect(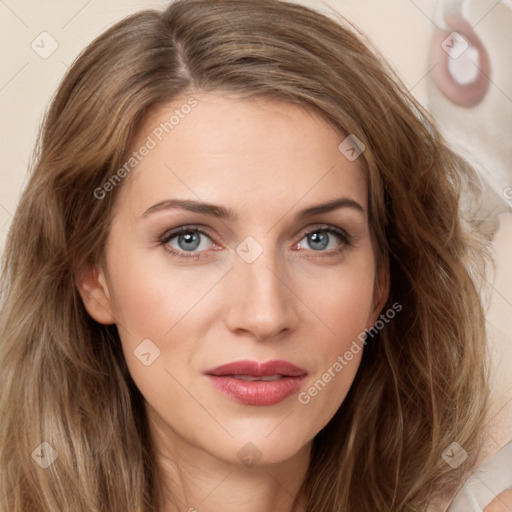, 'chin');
205,421,314,469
